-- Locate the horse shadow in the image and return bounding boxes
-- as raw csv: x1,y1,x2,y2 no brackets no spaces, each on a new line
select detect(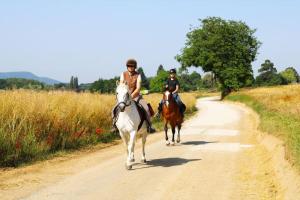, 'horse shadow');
181,141,217,146
132,157,201,170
